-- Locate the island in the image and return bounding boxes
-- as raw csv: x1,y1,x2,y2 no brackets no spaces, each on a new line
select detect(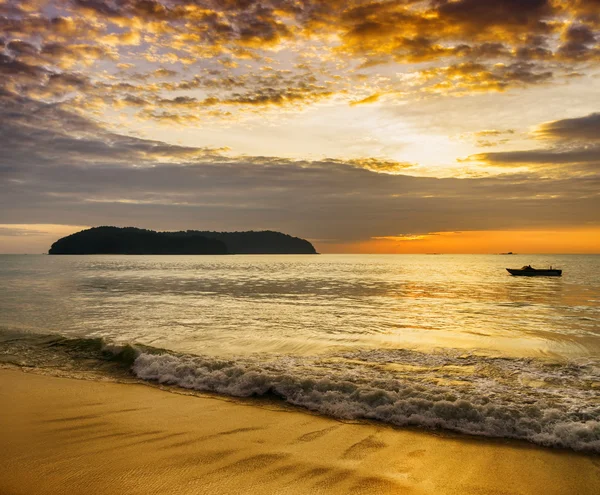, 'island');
48,227,317,255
